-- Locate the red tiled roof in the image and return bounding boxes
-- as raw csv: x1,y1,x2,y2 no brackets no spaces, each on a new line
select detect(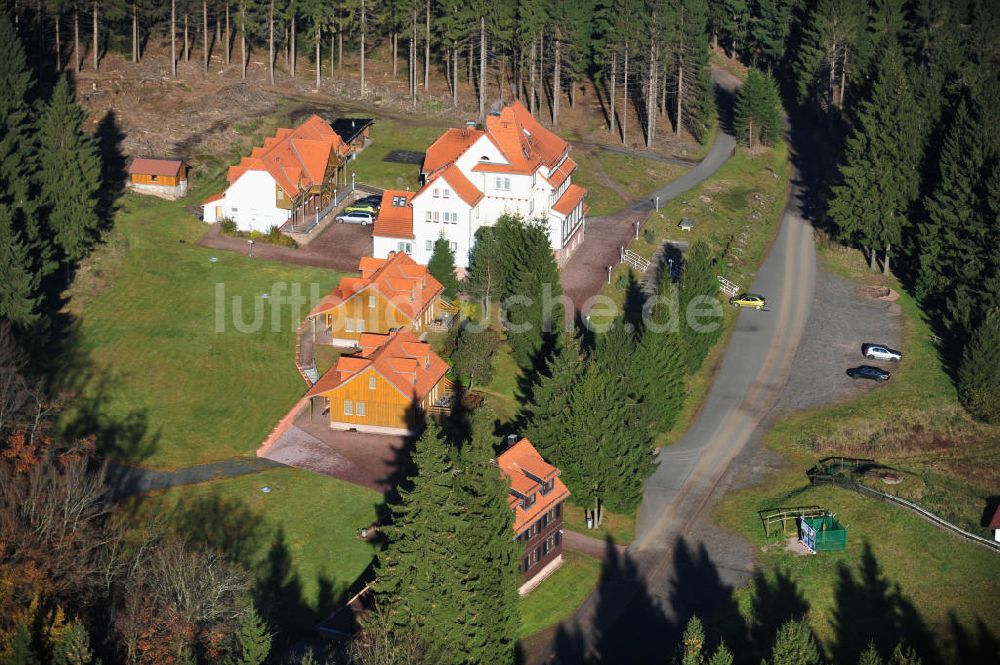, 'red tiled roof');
423,164,483,207
989,505,1000,529
202,191,224,205
306,330,448,402
547,156,577,189
422,127,484,173
552,184,586,216
308,252,443,320
374,190,415,239
508,100,569,168
129,158,184,177
226,115,348,198
497,438,570,534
